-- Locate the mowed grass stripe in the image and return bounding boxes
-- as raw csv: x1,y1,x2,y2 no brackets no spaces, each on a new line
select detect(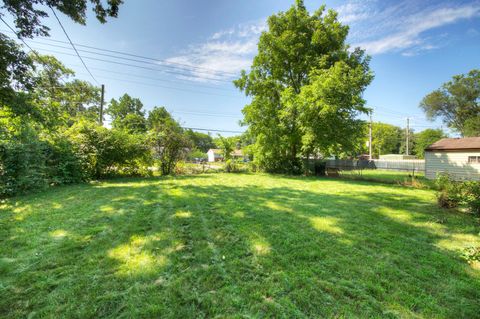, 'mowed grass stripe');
0,174,479,318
